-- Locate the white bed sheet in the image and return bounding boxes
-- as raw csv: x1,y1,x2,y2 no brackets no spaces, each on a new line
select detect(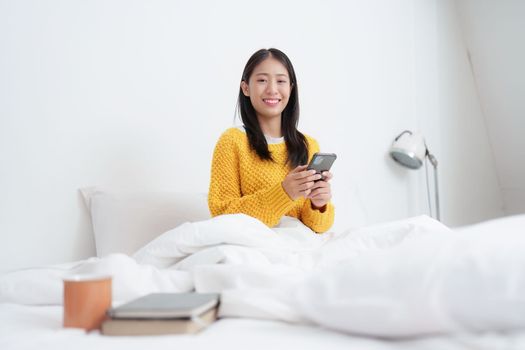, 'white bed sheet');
2,302,525,350
2,213,525,348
